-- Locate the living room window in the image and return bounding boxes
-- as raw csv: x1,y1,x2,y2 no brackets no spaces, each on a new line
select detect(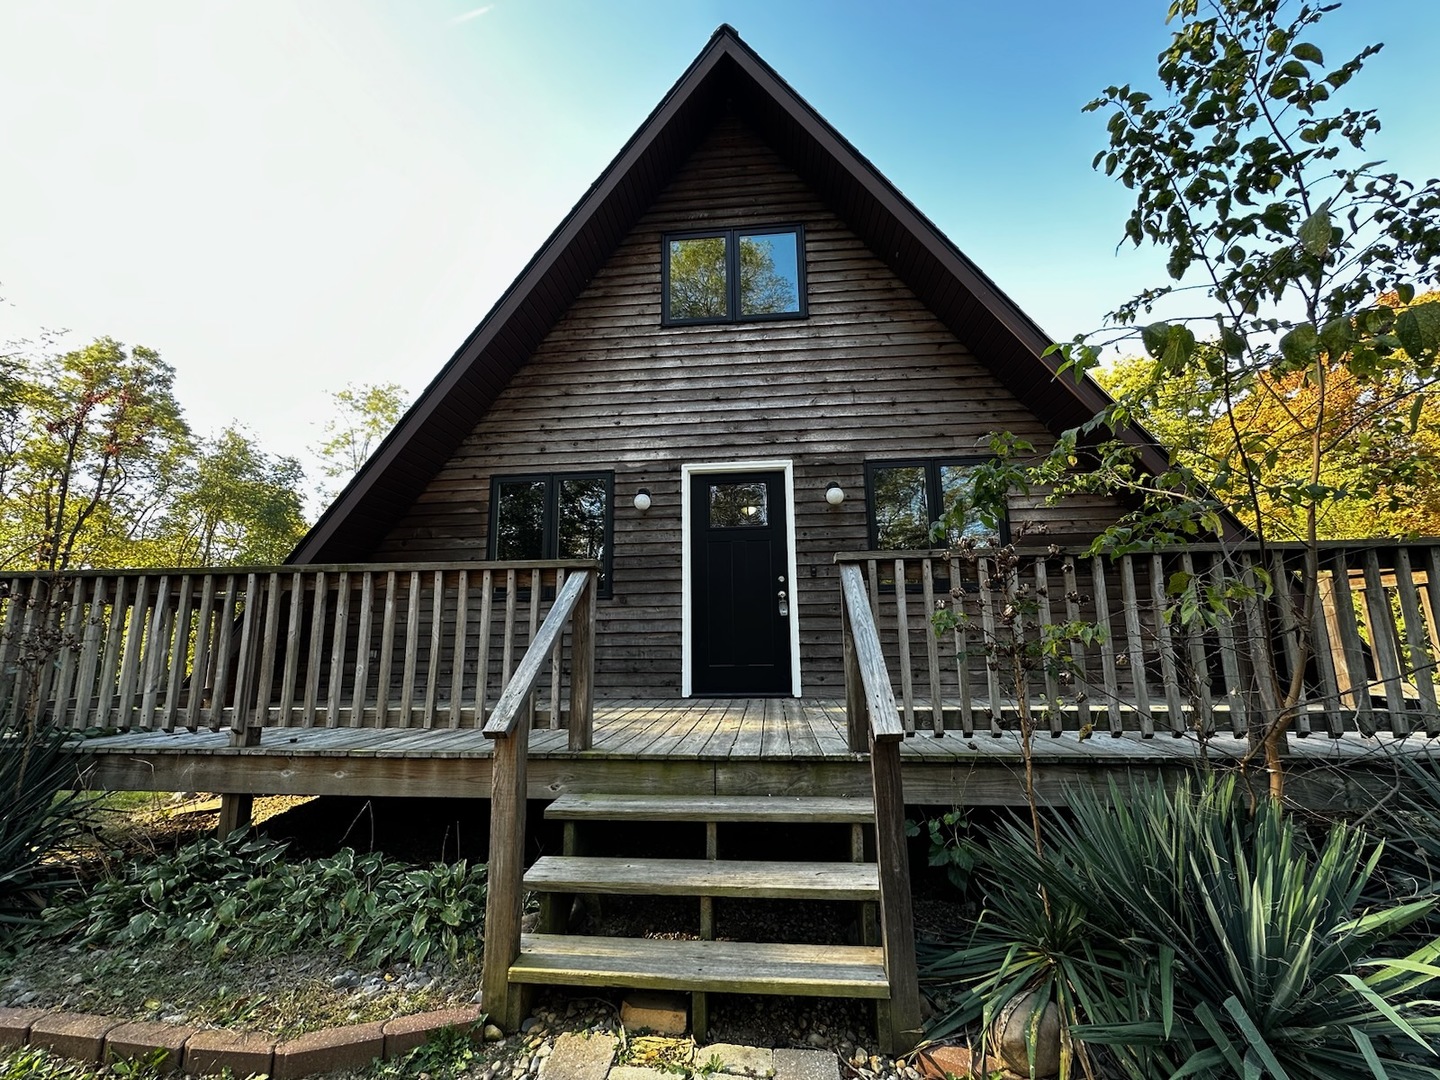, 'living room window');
662,226,806,324
489,471,613,596
866,459,1006,551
